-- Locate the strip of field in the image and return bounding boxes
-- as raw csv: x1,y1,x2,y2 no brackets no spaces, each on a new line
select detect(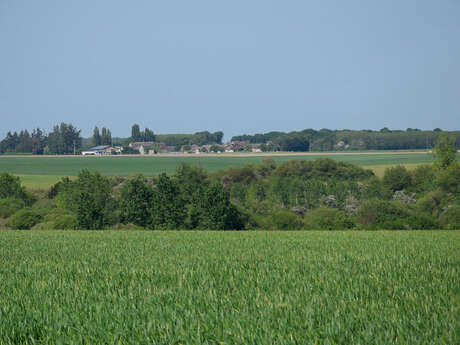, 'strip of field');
0,152,435,177
0,230,458,344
